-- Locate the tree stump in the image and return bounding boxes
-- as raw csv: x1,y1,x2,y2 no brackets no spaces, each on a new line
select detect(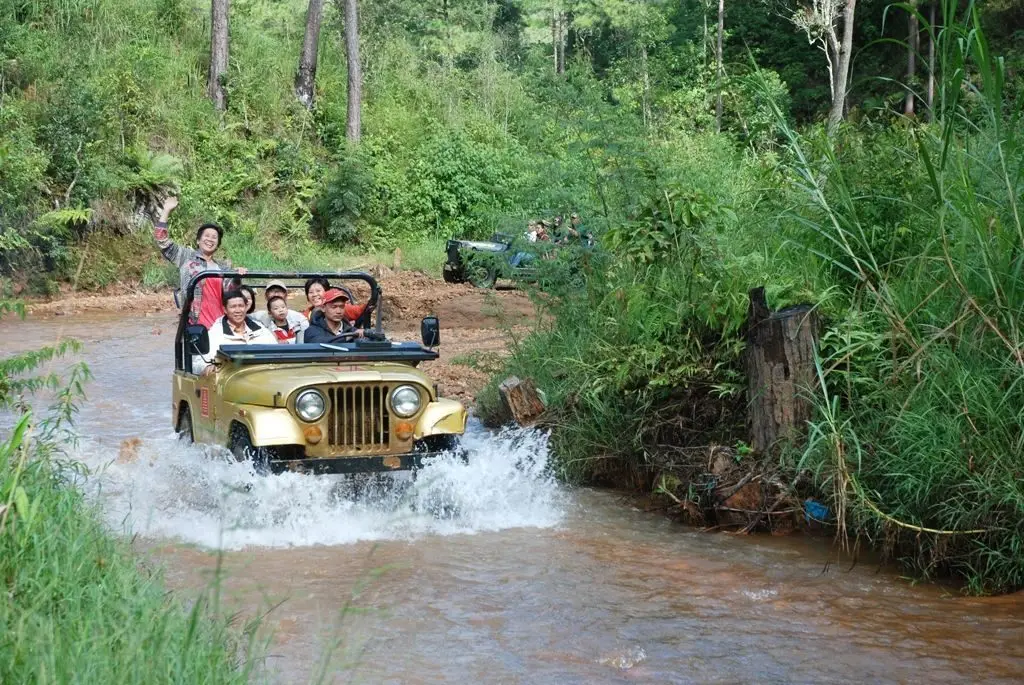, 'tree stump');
498,376,546,427
746,287,819,455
